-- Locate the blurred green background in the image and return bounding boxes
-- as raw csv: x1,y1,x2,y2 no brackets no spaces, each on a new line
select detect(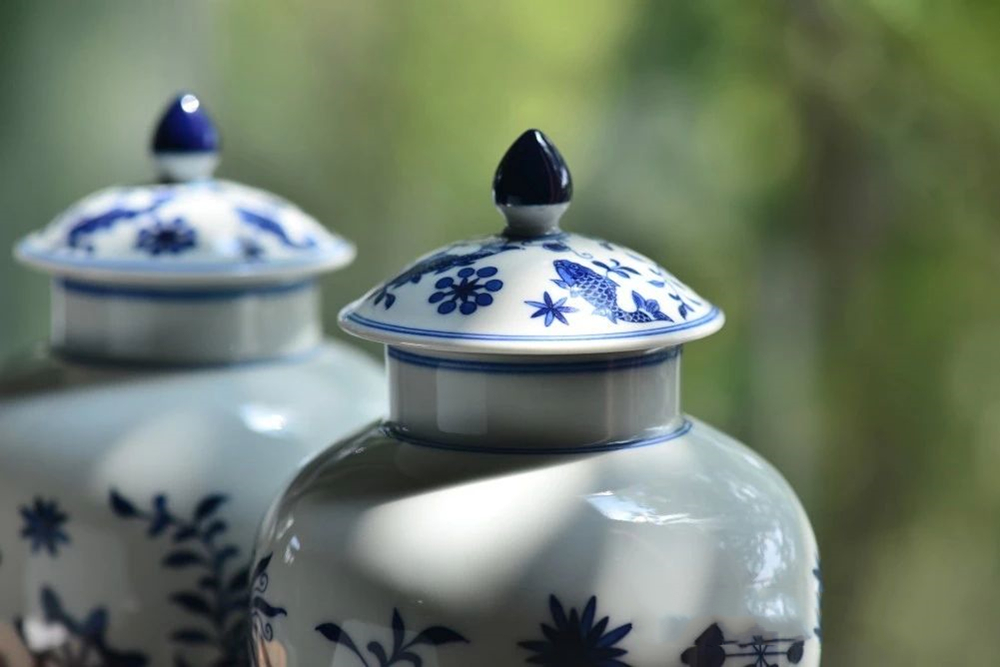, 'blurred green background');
1,1,998,663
